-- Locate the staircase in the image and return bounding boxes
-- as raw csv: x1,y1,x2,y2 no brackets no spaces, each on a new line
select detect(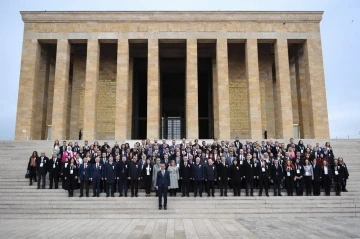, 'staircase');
0,139,359,219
